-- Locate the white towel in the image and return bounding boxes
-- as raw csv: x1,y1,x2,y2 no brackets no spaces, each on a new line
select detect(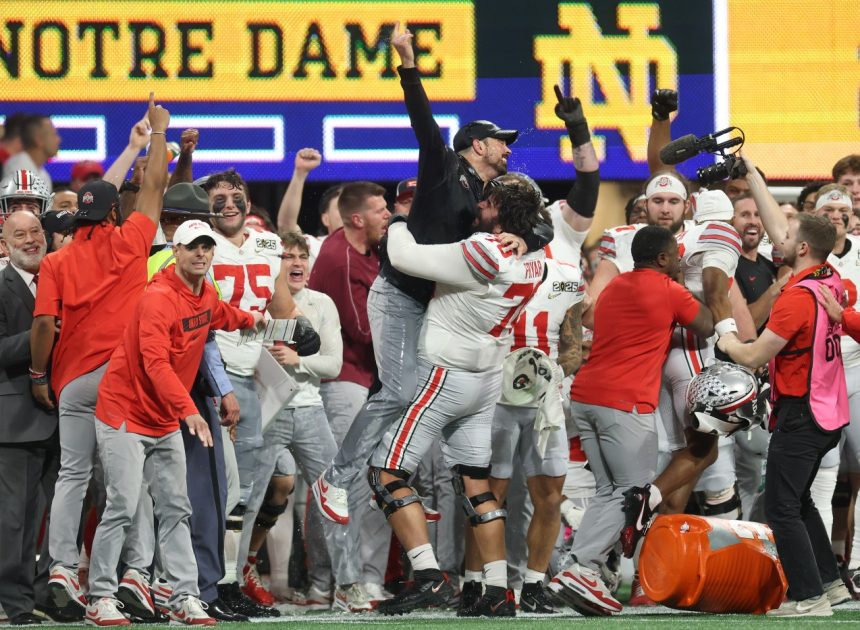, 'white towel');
500,347,566,456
